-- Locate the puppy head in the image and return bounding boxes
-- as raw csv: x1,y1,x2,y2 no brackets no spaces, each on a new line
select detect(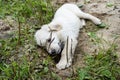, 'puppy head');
46,32,64,55
34,25,50,47
34,24,64,54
